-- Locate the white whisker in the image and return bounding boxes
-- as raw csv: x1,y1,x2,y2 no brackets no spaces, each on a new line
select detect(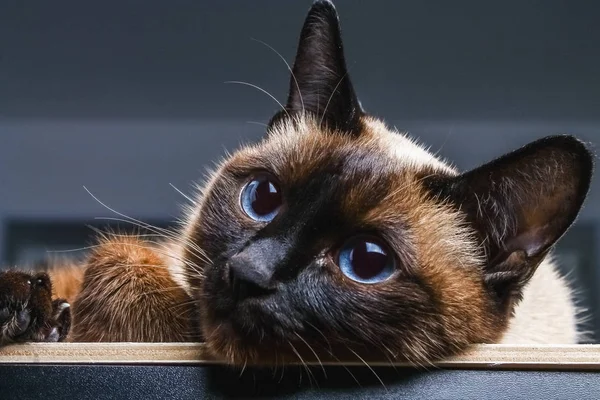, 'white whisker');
245,121,269,128
169,183,195,204
224,81,289,118
348,348,387,391
250,37,303,113
295,332,326,378
319,72,349,128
